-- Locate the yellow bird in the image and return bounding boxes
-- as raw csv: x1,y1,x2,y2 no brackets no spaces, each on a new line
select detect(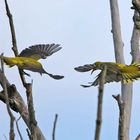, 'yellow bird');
74,61,140,87
1,44,64,80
